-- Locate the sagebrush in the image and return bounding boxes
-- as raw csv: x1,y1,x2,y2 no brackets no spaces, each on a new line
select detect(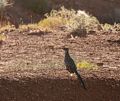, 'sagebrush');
39,7,100,35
